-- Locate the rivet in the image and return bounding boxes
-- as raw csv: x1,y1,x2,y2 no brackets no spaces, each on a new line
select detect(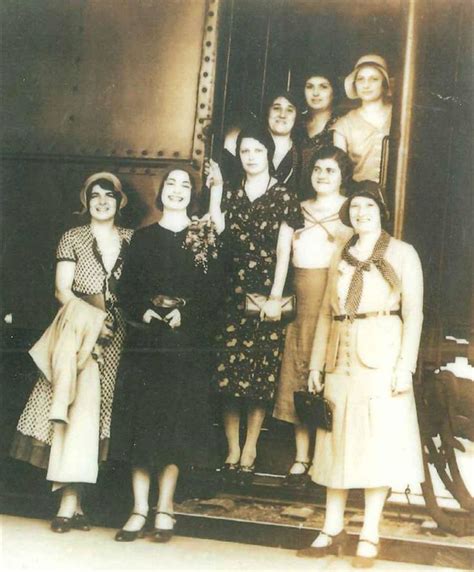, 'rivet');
203,72,209,78
206,41,212,47
202,87,208,93
208,11,215,17
68,115,75,122
126,149,133,155
200,103,206,109
204,56,210,62
207,26,213,32
142,150,148,156
173,151,180,158
195,149,202,155
158,151,164,157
